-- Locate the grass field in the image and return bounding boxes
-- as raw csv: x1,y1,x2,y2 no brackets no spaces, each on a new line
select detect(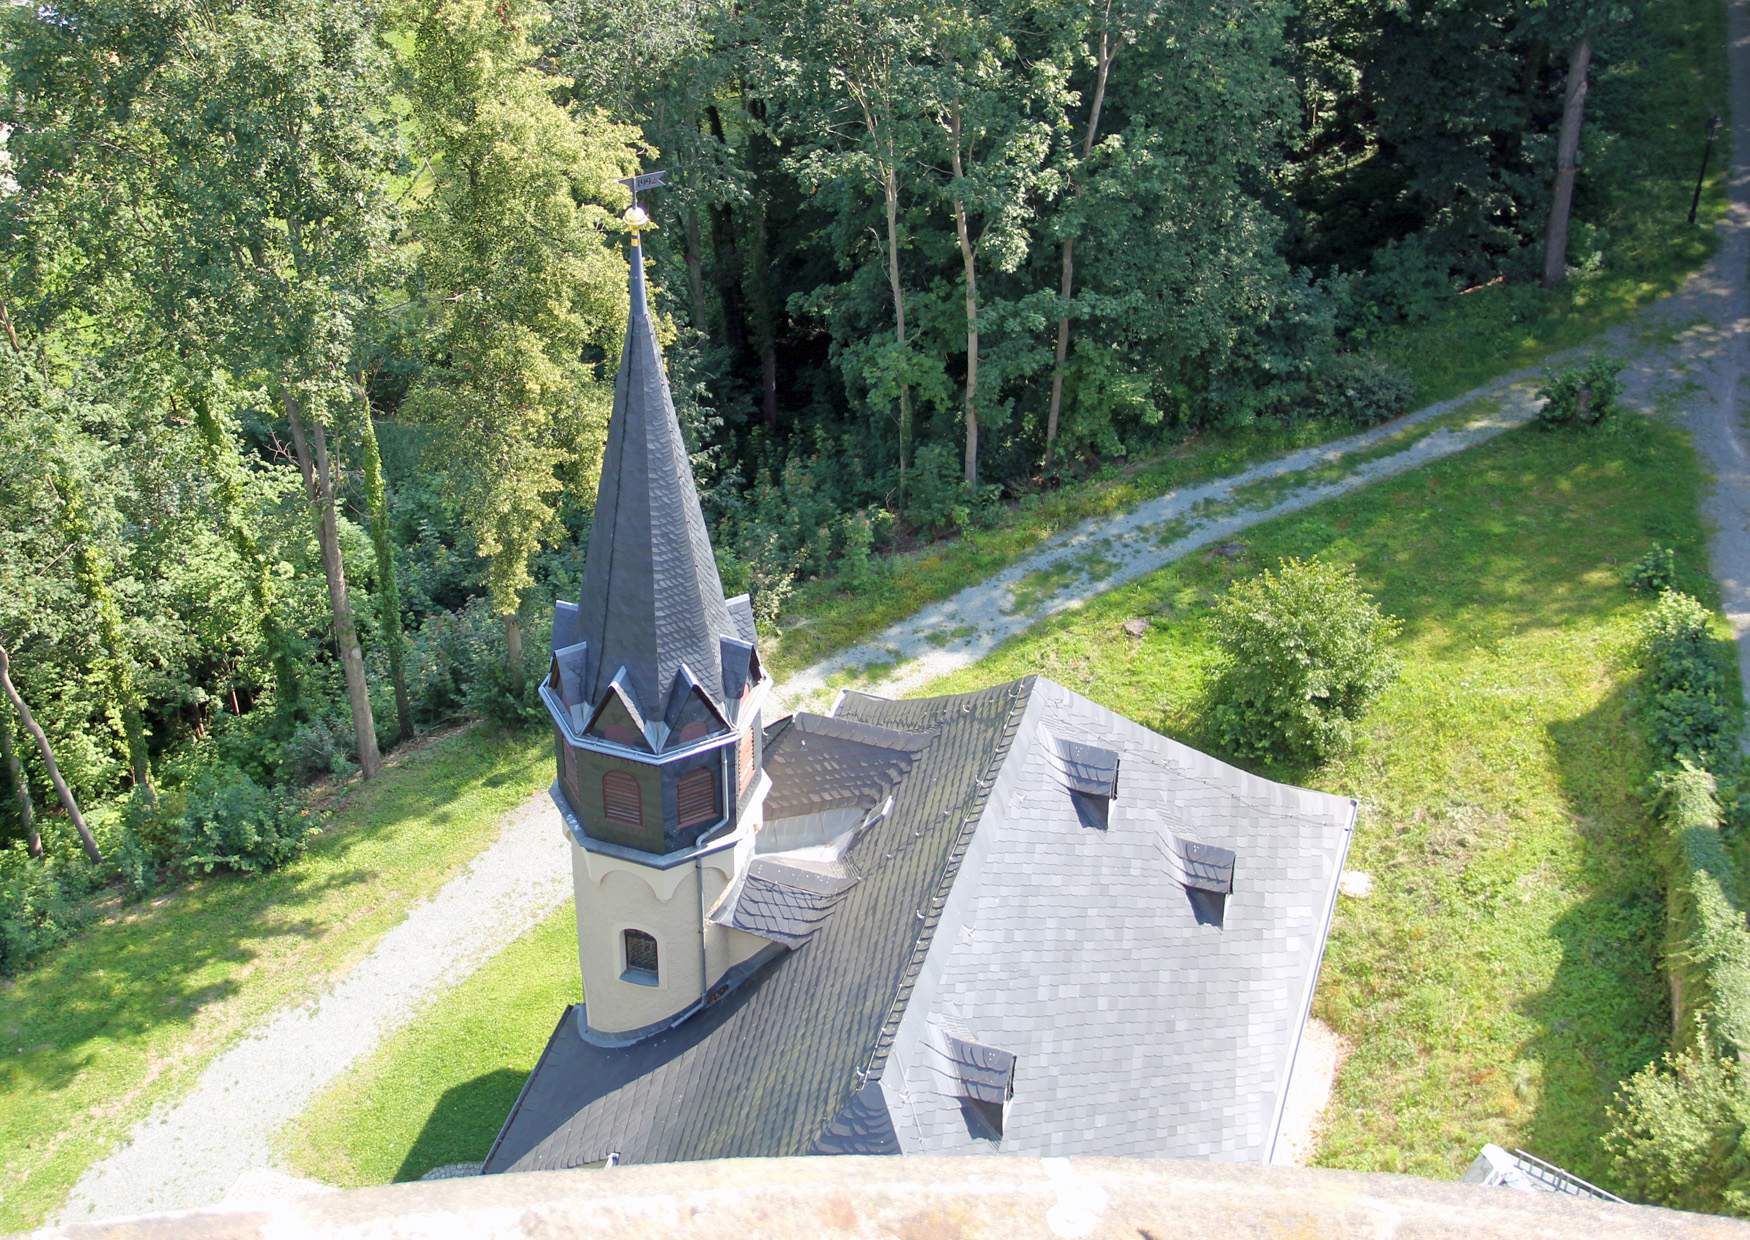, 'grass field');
286,407,1717,1189
0,726,549,1232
